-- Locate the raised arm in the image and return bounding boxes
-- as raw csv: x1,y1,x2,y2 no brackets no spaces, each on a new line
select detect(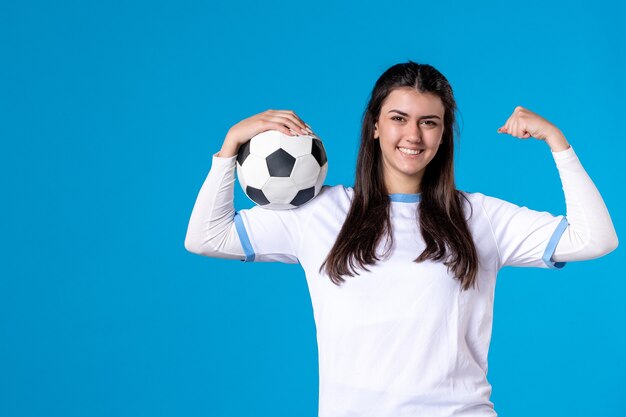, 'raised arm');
184,110,312,260
184,151,246,259
497,106,618,261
